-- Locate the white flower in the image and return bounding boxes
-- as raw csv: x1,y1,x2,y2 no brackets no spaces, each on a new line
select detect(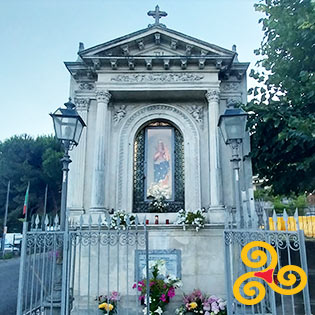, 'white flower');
167,274,177,281
155,306,163,315
149,260,157,269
